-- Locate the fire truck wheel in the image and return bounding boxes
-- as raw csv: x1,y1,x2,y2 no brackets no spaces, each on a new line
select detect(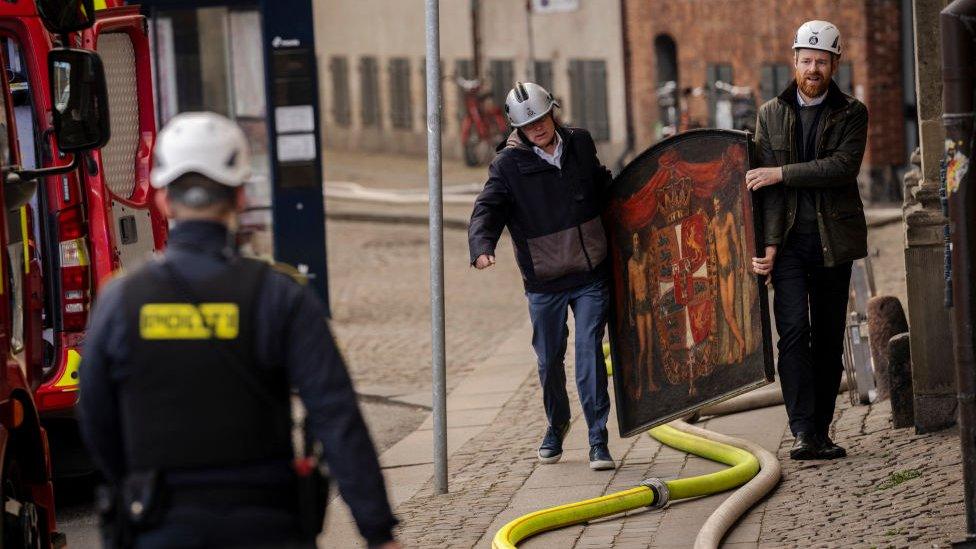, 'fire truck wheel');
2,458,42,549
